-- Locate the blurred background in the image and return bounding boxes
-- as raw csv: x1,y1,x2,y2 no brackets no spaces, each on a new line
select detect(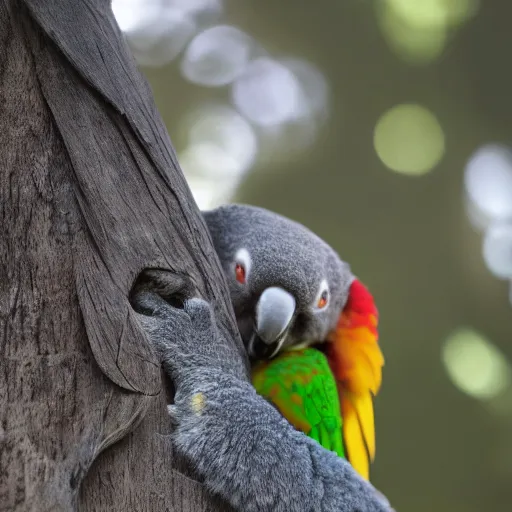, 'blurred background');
111,0,512,509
